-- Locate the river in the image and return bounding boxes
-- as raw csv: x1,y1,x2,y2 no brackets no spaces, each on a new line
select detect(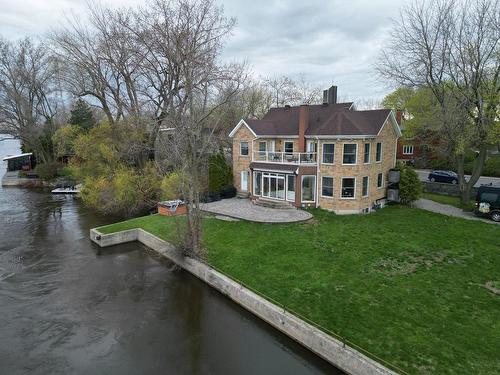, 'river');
0,137,341,375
